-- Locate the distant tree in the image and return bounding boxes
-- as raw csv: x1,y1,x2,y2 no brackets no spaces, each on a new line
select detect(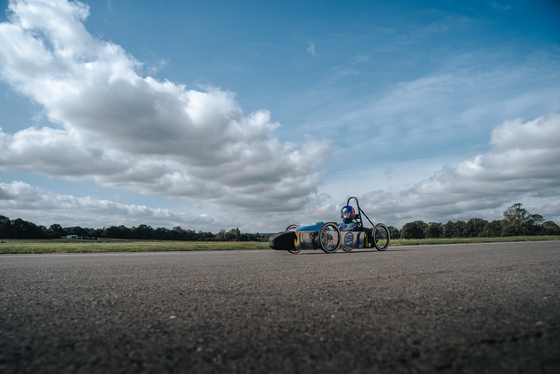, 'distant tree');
153,227,168,240
525,214,544,235
463,218,488,238
401,221,427,239
65,226,88,237
501,218,524,236
88,228,104,238
531,214,545,225
443,221,466,238
227,228,238,240
0,215,12,238
11,218,43,239
501,203,545,236
452,221,466,238
442,221,454,238
217,229,226,241
183,229,196,241
203,231,216,241
132,224,154,240
49,224,66,237
169,226,183,240
387,226,399,239
481,220,502,237
41,225,61,239
424,222,443,238
195,230,215,241
543,221,560,235
102,225,131,239
503,203,530,223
